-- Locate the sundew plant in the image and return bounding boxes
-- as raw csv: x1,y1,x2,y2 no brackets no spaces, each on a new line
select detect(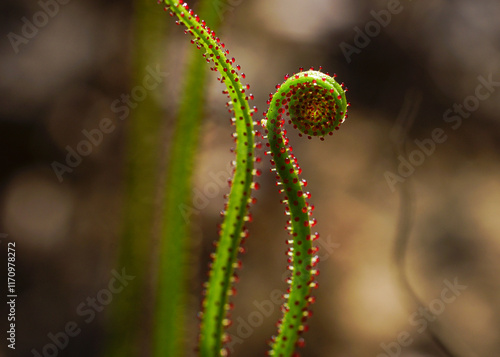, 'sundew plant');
157,1,348,356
